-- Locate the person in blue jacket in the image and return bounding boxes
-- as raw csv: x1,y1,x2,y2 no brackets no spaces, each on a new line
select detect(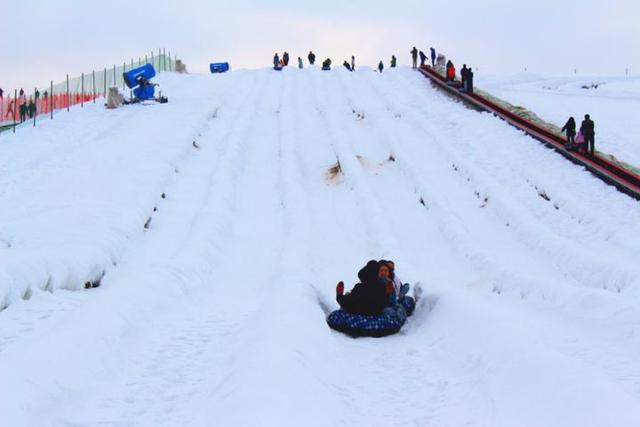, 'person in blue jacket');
273,53,280,68
430,47,436,66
